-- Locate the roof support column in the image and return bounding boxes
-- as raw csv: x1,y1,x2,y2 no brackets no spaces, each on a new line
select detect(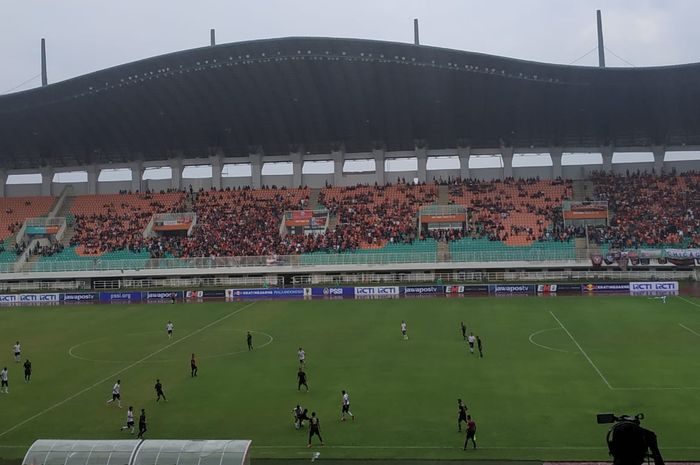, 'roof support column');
87,165,99,195
601,146,613,172
41,166,53,196
250,152,263,189
501,147,513,178
331,147,345,186
171,157,183,191
0,169,7,198
0,169,6,198
373,148,385,185
415,146,428,183
458,146,470,180
550,147,563,179
130,161,143,193
291,151,303,188
210,153,223,190
652,146,665,174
